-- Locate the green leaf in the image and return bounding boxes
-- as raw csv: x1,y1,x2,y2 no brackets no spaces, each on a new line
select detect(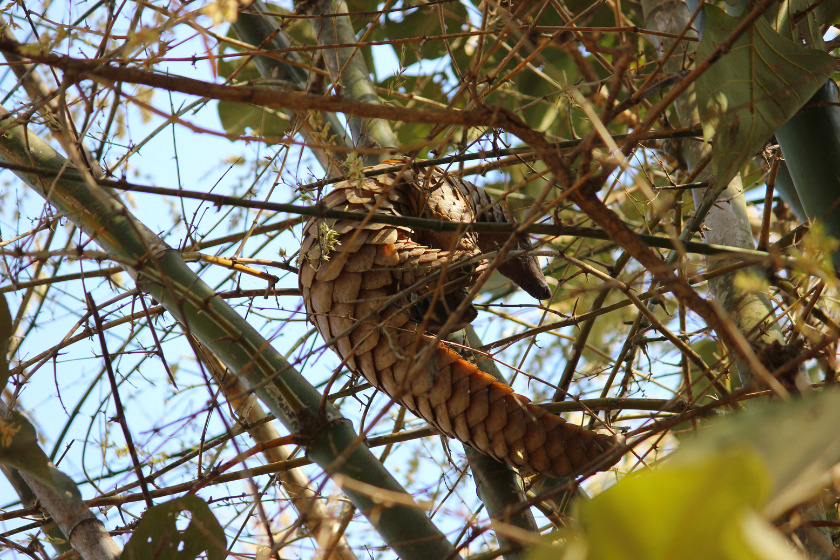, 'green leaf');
775,80,840,271
378,73,446,103
121,495,227,560
529,391,840,560
767,0,828,48
695,5,834,189
581,449,769,559
768,0,840,44
217,100,291,144
814,0,840,24
377,73,449,150
683,338,725,406
216,55,291,143
0,294,11,393
377,3,469,66
0,411,55,488
216,23,294,144
678,389,840,519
